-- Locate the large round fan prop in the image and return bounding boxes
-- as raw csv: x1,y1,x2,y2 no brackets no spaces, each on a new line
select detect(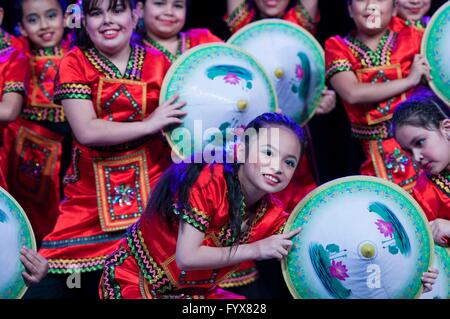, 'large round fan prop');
0,187,36,299
422,2,450,105
160,43,278,160
421,246,449,299
228,19,325,125
282,176,433,299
